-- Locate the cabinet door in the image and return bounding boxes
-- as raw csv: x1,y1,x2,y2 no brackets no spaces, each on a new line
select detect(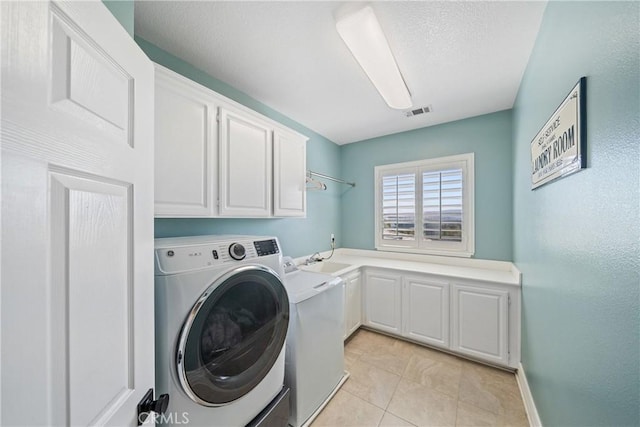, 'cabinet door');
273,130,307,217
403,276,449,348
451,284,509,366
344,272,362,339
363,270,402,335
219,106,273,217
155,67,217,216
